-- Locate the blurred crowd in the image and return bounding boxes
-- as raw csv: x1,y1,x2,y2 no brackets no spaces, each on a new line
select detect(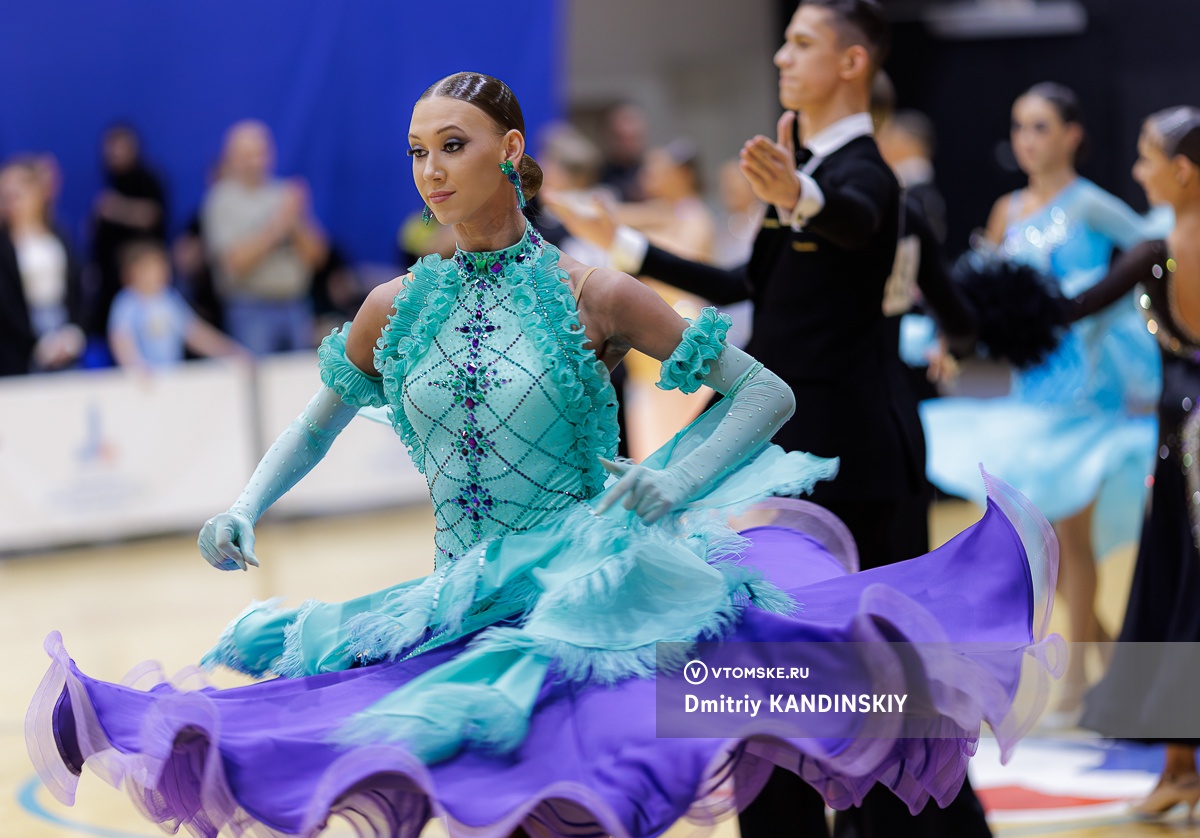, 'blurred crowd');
0,120,366,377
0,74,1163,423
0,103,786,478
0,104,768,389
